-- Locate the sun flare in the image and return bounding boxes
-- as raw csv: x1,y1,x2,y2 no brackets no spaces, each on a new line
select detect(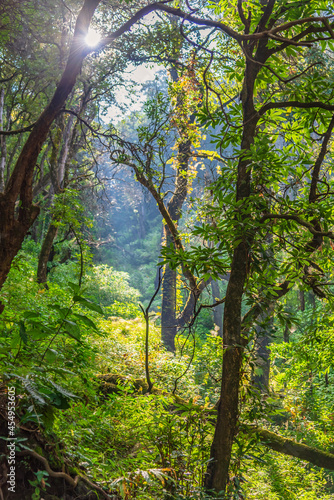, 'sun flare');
85,28,101,47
